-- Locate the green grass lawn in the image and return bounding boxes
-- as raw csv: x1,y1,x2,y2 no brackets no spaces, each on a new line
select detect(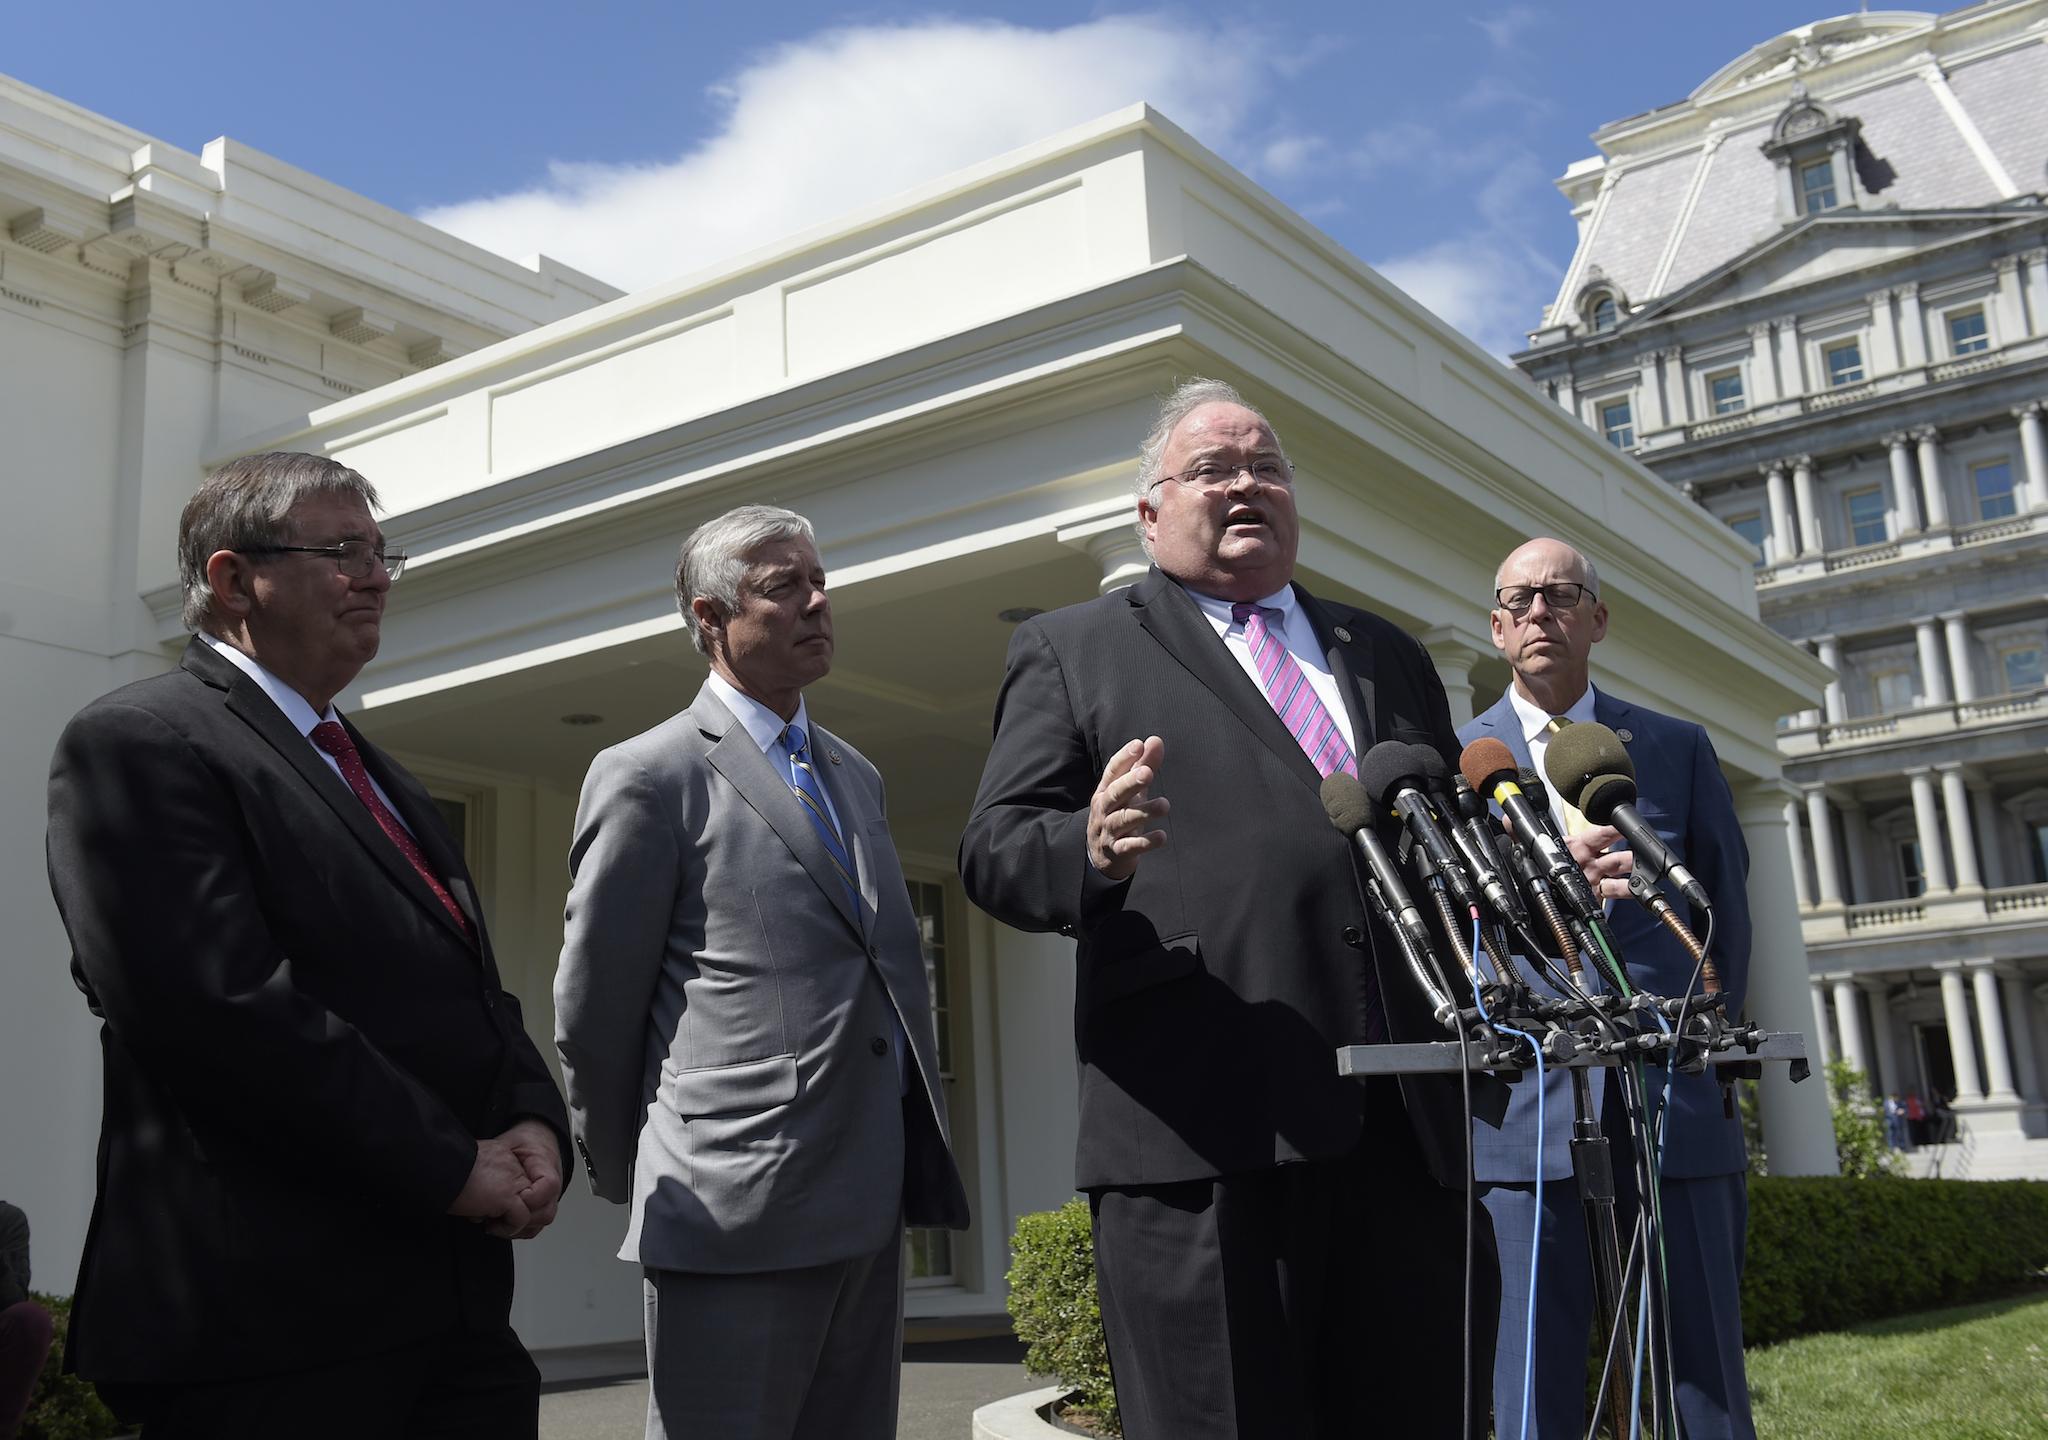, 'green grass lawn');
1747,1291,2048,1439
